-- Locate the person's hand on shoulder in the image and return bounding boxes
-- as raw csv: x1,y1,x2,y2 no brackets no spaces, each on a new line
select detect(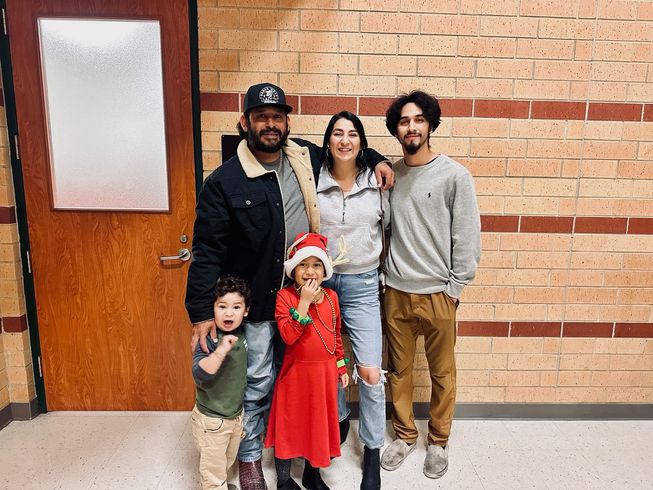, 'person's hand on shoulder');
374,161,394,190
191,319,217,353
